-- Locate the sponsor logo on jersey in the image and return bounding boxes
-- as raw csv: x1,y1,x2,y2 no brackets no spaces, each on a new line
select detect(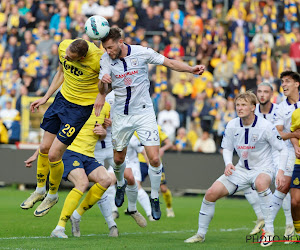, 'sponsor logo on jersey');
242,151,248,159
116,70,138,78
62,60,83,76
237,146,255,149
